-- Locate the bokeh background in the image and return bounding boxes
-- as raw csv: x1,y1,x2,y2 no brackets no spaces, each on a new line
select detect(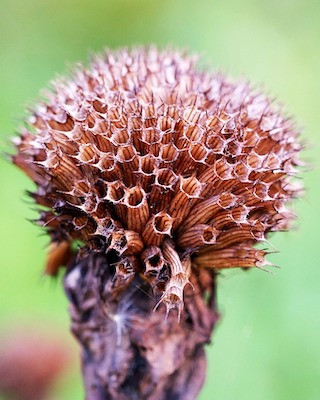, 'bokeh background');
0,0,319,399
